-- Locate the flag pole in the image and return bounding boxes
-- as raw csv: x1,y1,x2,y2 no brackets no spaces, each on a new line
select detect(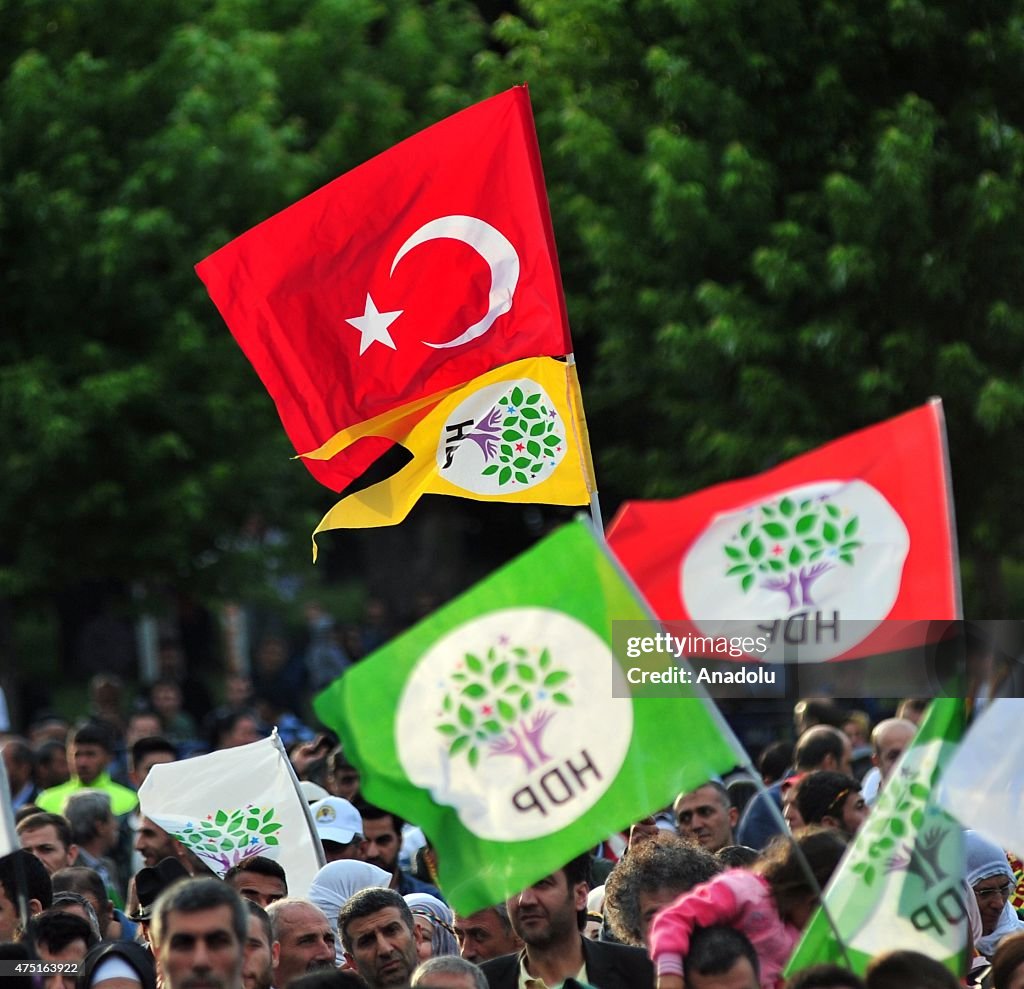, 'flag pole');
564,353,604,537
